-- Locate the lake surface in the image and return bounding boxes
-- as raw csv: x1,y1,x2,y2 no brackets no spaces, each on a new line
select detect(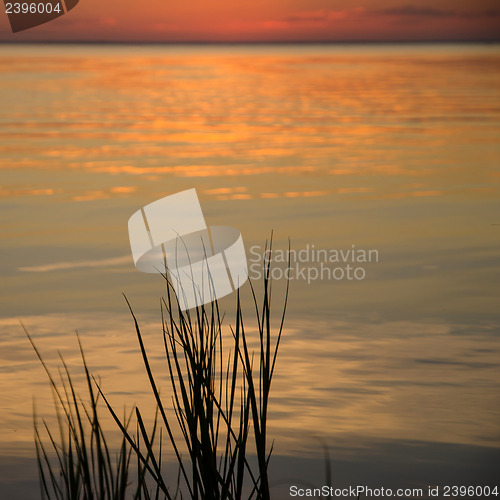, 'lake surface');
0,43,499,498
